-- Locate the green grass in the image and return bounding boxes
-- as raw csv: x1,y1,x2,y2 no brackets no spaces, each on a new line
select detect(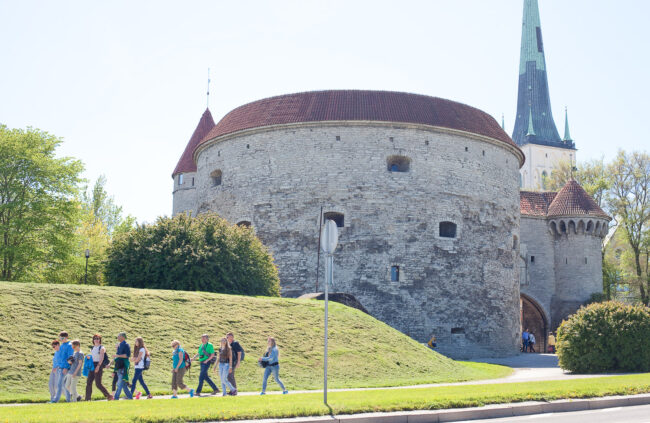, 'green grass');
0,282,510,403
1,374,649,423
